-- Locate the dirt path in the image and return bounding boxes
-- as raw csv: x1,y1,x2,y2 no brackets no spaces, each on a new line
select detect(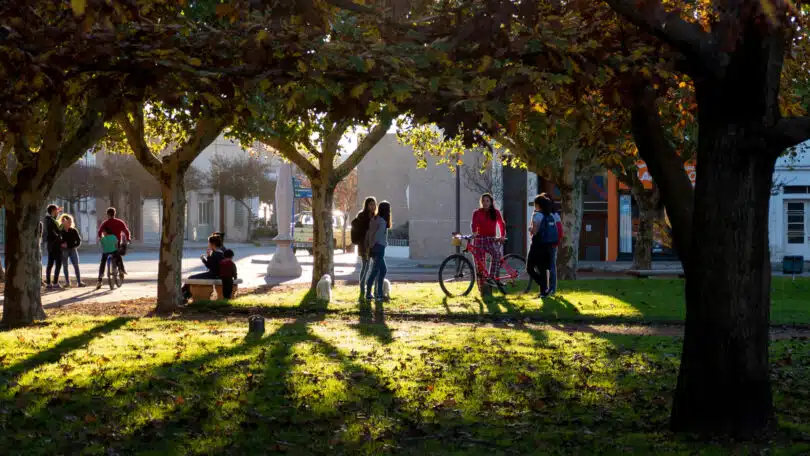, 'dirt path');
39,298,810,340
